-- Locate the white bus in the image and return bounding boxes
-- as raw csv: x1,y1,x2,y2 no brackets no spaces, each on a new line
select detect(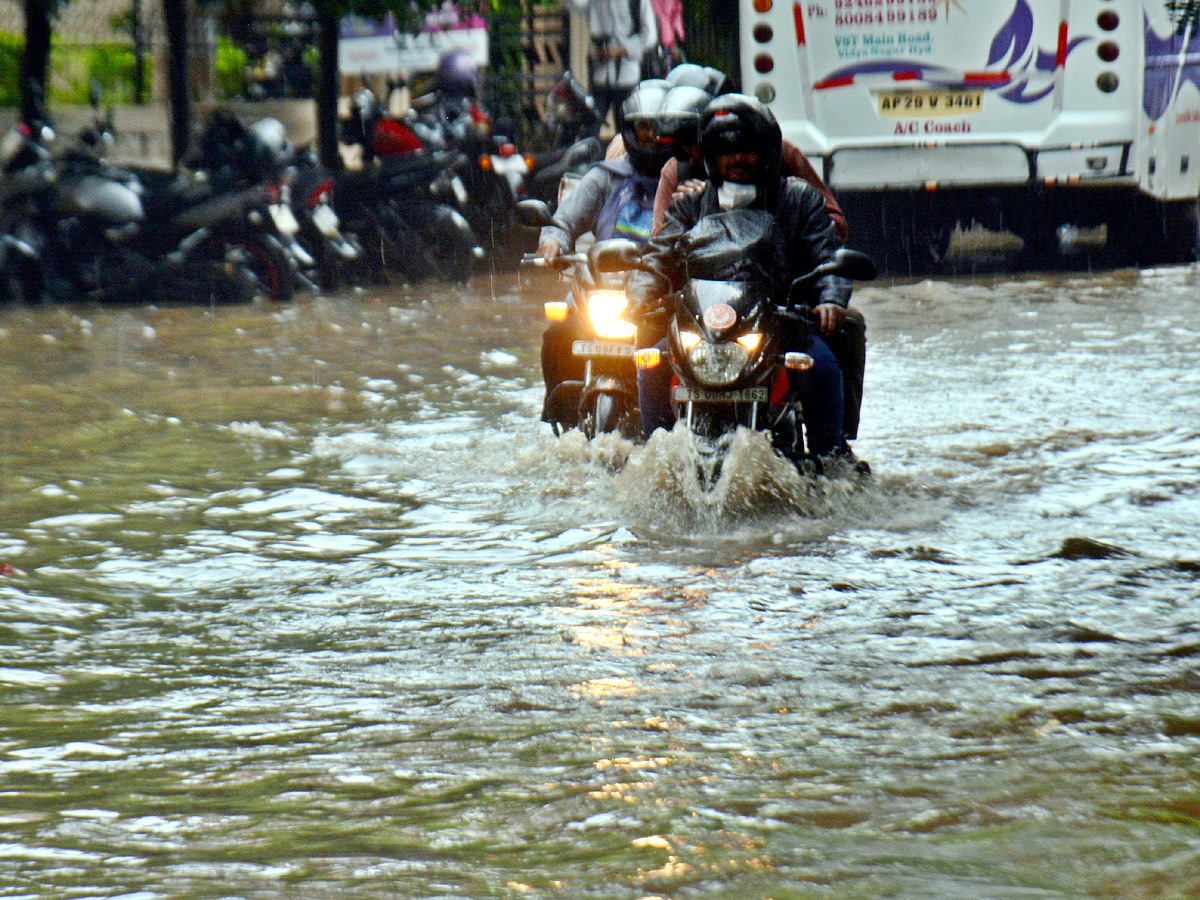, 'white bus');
740,0,1200,269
